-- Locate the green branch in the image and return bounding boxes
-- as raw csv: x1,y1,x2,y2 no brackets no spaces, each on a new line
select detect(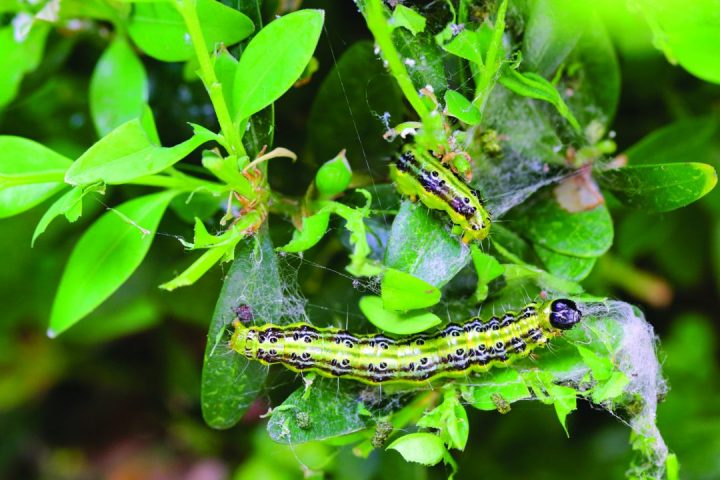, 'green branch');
363,0,431,122
176,0,247,158
473,0,508,111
